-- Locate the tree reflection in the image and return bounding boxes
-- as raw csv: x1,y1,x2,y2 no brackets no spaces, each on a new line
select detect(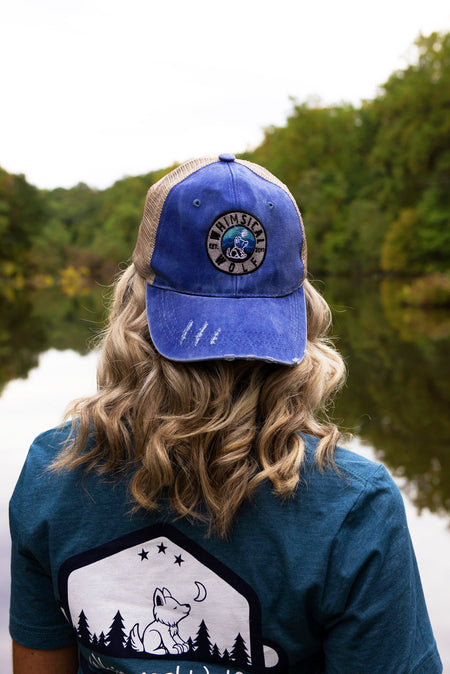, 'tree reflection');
0,286,107,392
0,293,47,393
321,277,450,518
0,280,449,519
